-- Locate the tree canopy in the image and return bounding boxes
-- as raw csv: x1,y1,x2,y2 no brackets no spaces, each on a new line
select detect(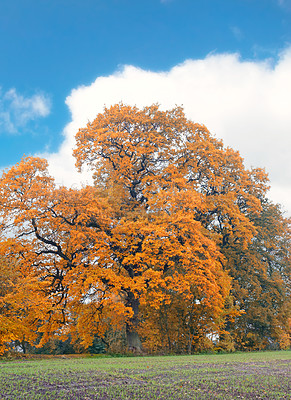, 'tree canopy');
0,104,290,354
